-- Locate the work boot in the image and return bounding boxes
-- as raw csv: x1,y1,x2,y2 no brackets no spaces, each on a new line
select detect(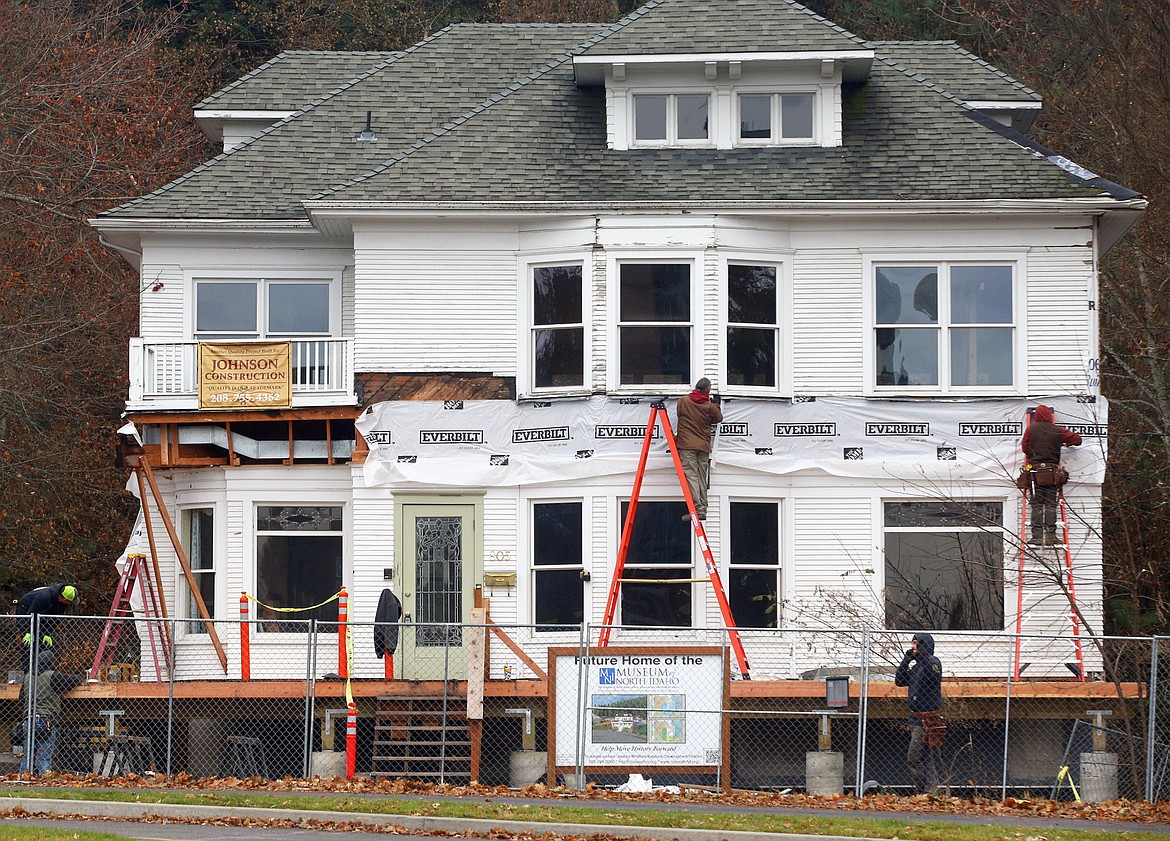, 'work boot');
1028,532,1044,546
1044,532,1060,547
